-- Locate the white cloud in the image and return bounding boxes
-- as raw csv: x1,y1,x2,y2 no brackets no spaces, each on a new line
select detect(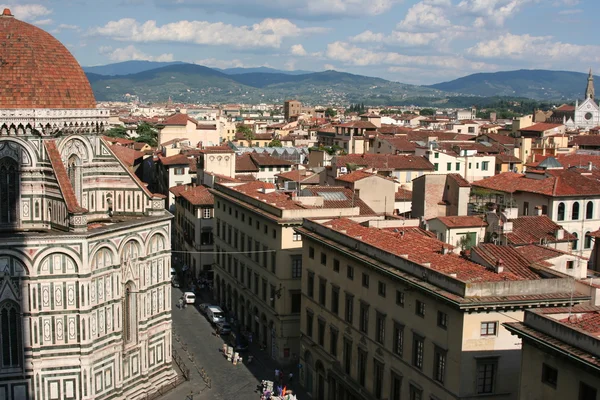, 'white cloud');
32,18,52,26
92,18,325,49
156,0,401,18
351,30,443,47
100,45,174,62
397,0,452,31
58,24,79,30
558,8,582,14
457,0,534,27
326,41,494,71
324,64,337,70
0,4,51,21
468,33,600,64
290,44,308,56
